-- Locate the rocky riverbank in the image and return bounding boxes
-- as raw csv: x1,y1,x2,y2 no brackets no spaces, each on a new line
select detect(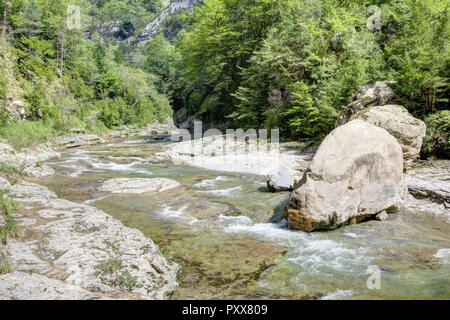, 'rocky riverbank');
0,123,181,300
0,182,178,299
